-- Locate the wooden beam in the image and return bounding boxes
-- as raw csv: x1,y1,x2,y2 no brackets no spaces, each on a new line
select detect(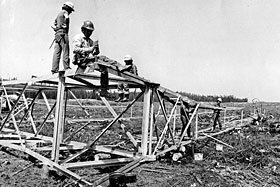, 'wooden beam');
0,83,28,131
100,97,138,148
62,158,136,170
0,141,92,186
178,104,200,145
155,90,175,144
51,72,66,162
152,96,179,155
62,90,145,164
201,133,234,149
91,145,140,158
68,90,89,116
141,84,152,156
